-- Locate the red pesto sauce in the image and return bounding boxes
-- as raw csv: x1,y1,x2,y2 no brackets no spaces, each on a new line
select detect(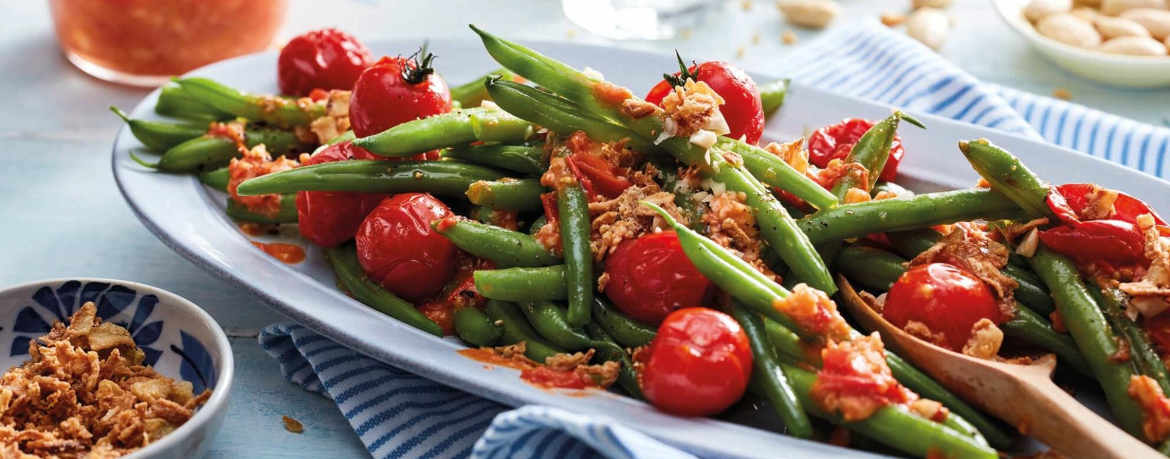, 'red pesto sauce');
457,349,598,392
251,241,306,264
